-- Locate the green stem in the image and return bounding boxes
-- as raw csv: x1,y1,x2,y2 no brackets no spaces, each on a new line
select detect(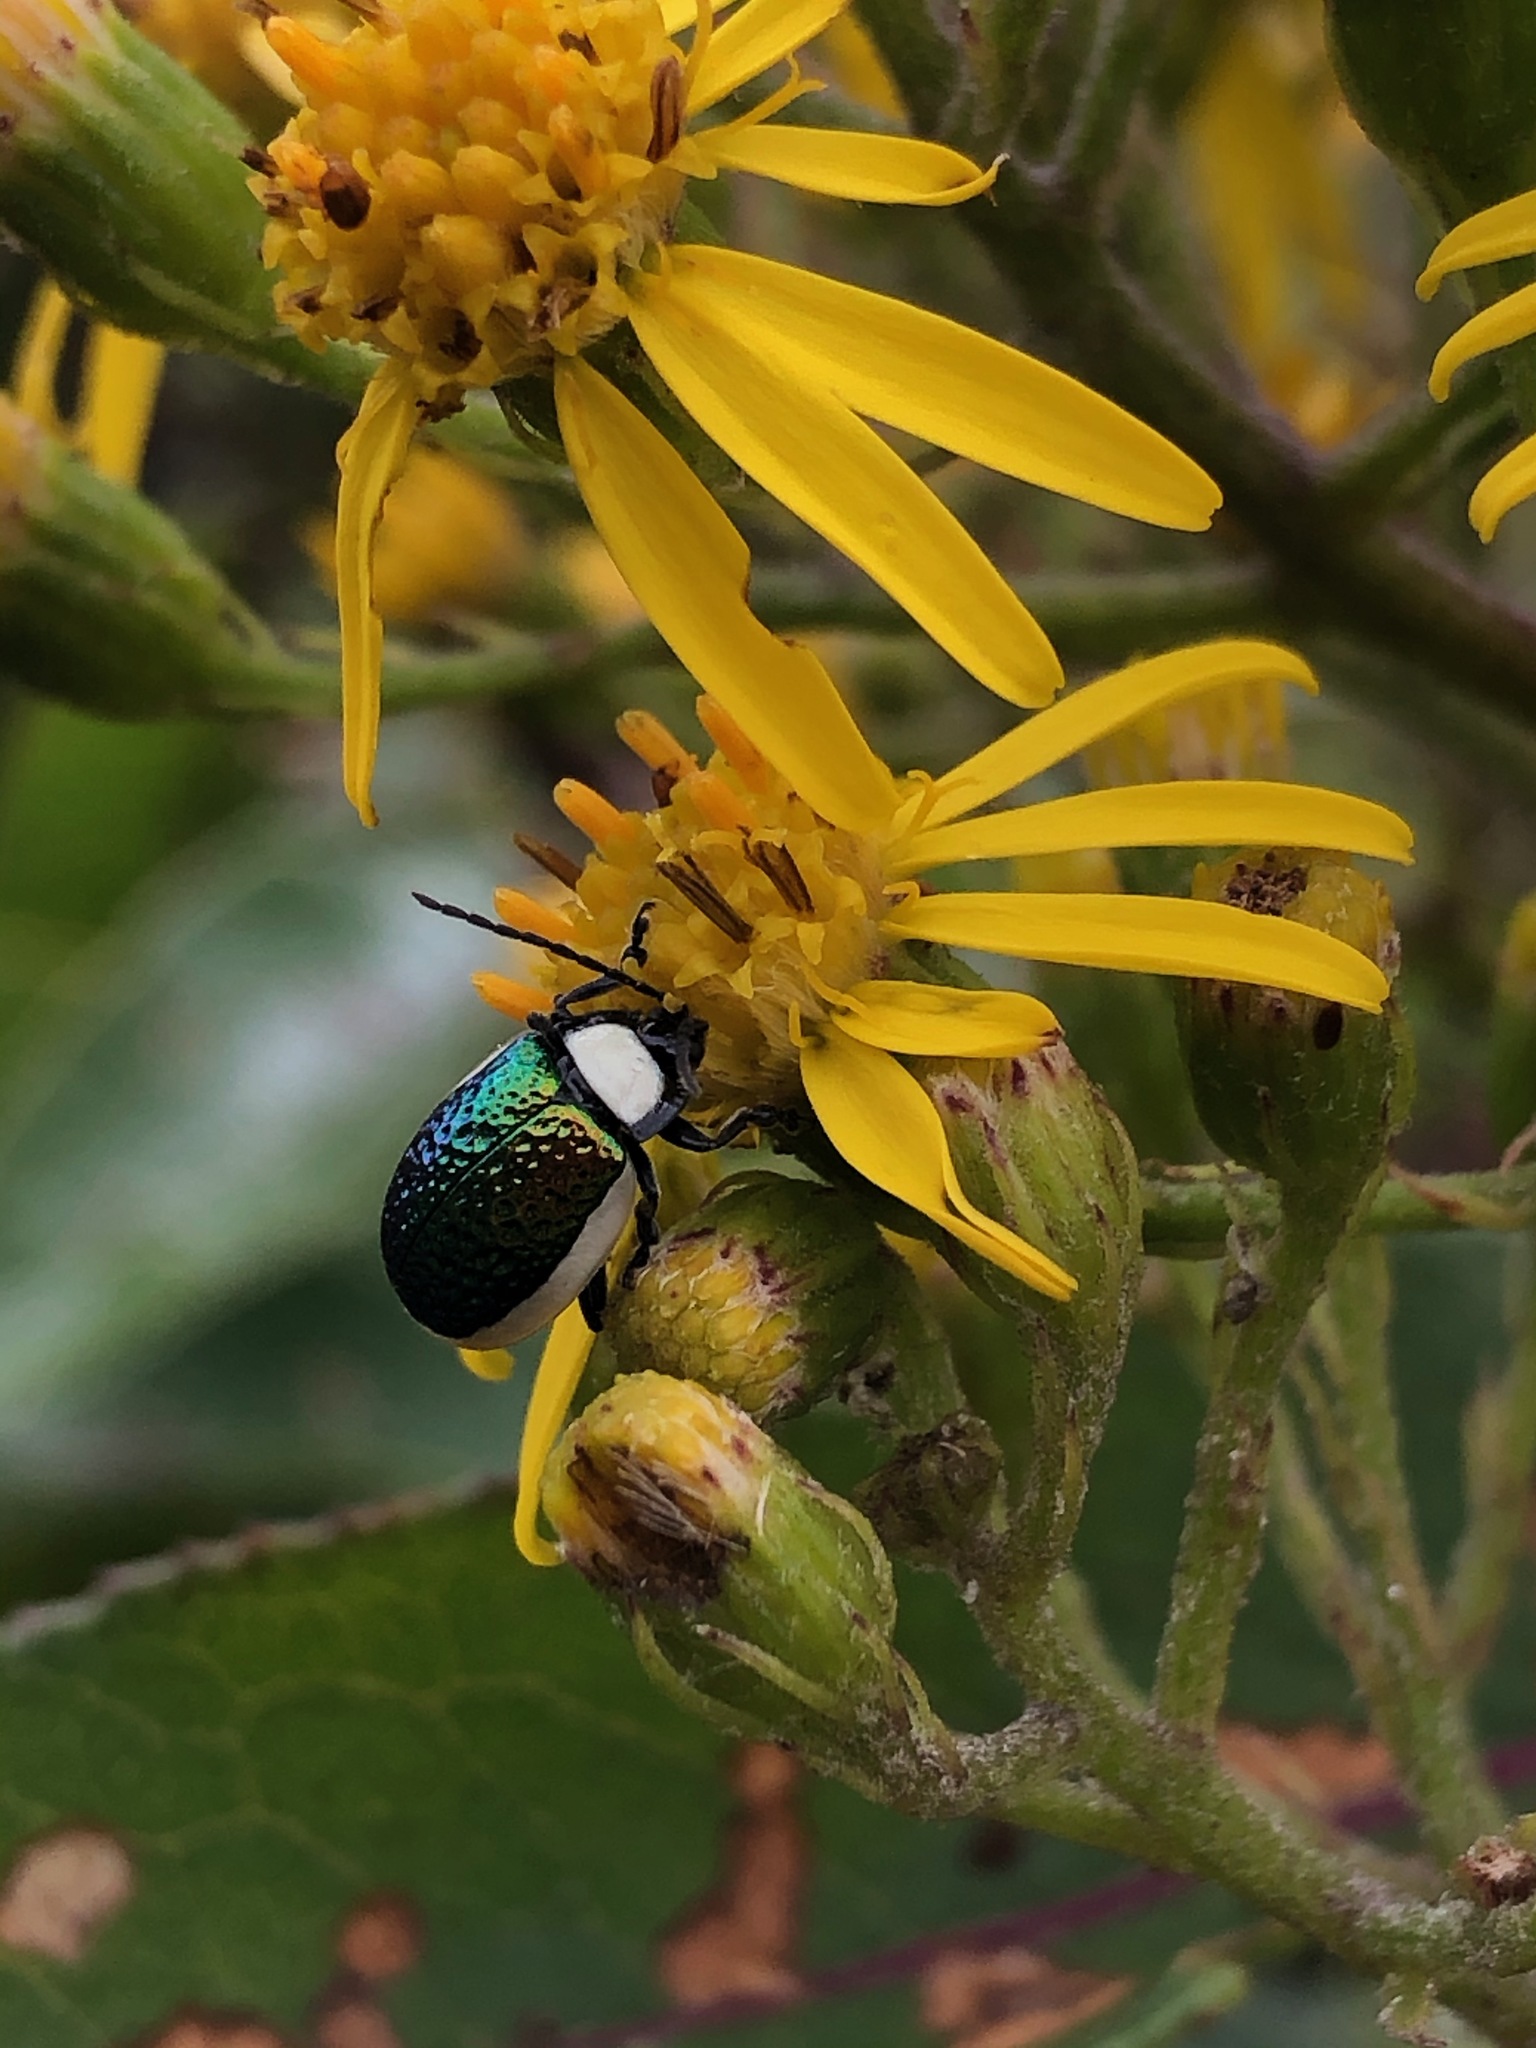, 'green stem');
977,1603,1536,2040
1292,1241,1500,1859
1142,1161,1536,1258
1152,1201,1338,1730
1443,1234,1536,1677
